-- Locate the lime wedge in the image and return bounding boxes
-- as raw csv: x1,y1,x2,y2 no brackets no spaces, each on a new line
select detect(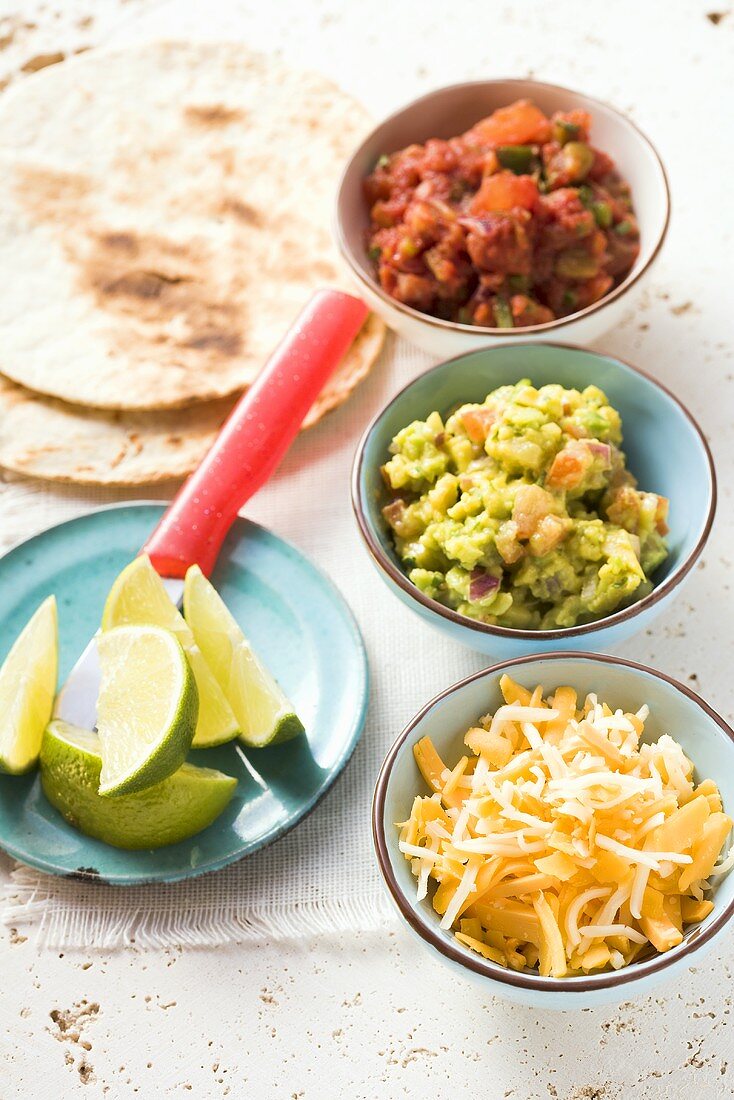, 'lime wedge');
102,556,239,748
41,720,236,849
183,565,304,748
0,595,57,774
96,624,198,797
